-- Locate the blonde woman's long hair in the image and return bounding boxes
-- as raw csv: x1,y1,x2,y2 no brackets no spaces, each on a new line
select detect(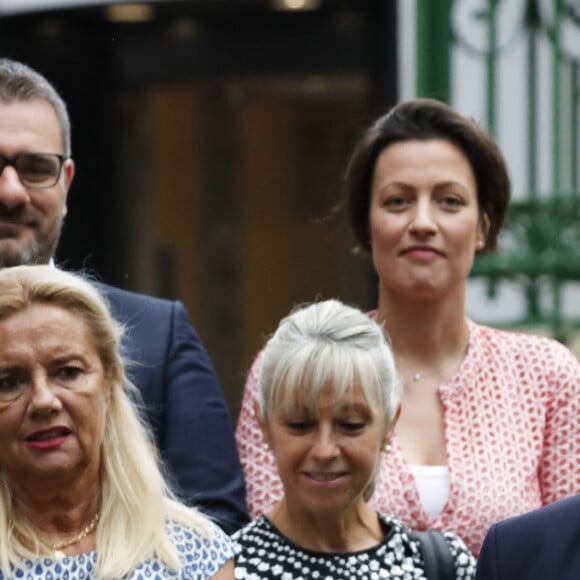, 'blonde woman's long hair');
0,265,211,578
